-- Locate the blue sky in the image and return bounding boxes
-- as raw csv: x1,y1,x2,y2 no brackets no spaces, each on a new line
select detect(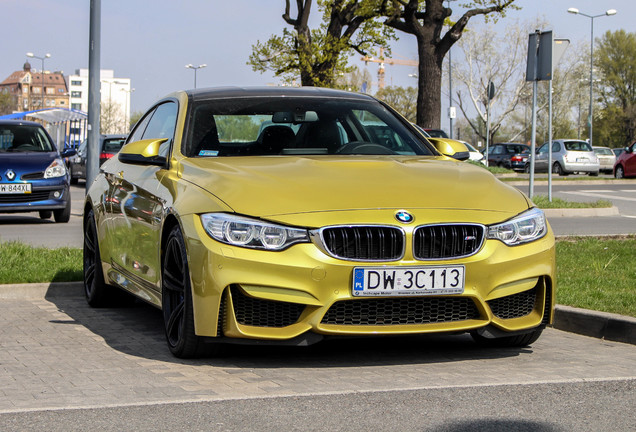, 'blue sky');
2,0,633,117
